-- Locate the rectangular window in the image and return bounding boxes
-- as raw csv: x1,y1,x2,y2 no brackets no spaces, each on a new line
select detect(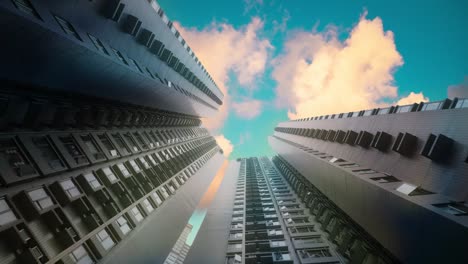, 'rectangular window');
131,207,144,223
152,192,163,206
88,34,109,55
69,245,93,264
116,163,131,178
96,229,114,250
0,198,17,226
123,133,140,152
54,15,82,41
59,135,88,165
111,134,130,155
97,134,119,158
433,203,468,216
59,179,81,198
0,137,37,177
116,216,131,235
84,173,101,190
32,136,66,170
101,167,118,184
80,135,105,160
143,199,154,213
28,187,54,211
128,160,141,173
